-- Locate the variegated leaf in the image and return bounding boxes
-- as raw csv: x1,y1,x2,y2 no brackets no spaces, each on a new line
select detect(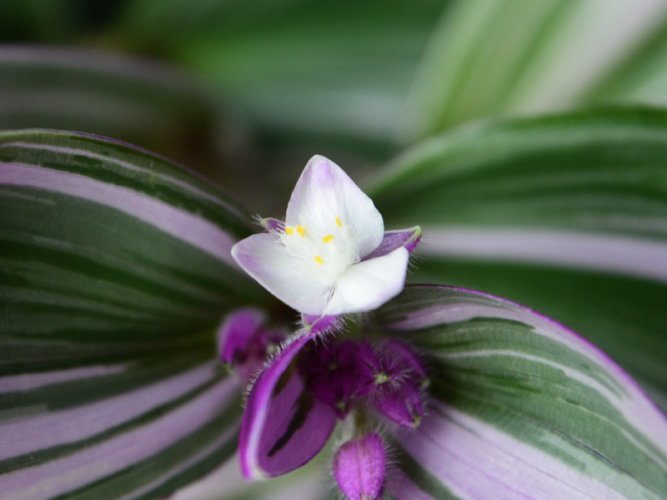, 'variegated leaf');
0,129,261,349
0,130,260,497
375,286,667,499
371,108,667,406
